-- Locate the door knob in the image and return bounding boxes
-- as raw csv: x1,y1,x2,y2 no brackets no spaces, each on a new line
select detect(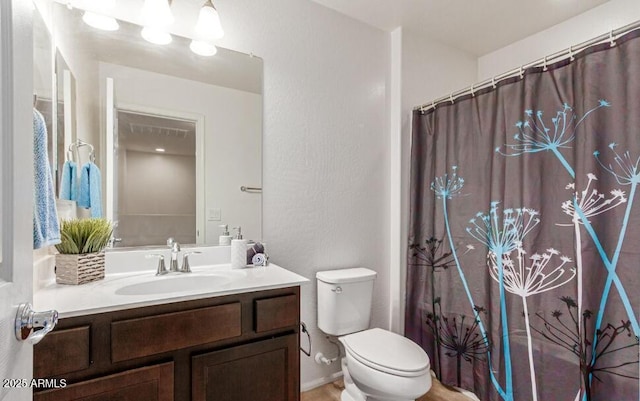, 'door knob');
15,303,58,344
